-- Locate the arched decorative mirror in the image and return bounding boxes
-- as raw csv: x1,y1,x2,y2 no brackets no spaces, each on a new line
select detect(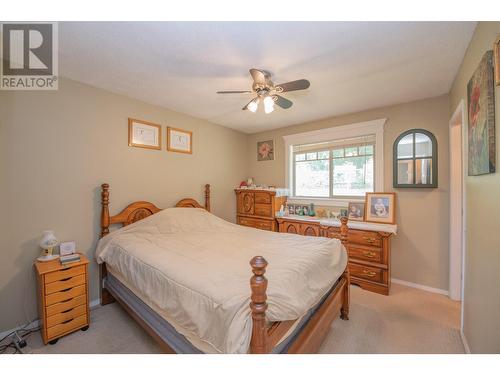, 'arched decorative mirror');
393,129,437,188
